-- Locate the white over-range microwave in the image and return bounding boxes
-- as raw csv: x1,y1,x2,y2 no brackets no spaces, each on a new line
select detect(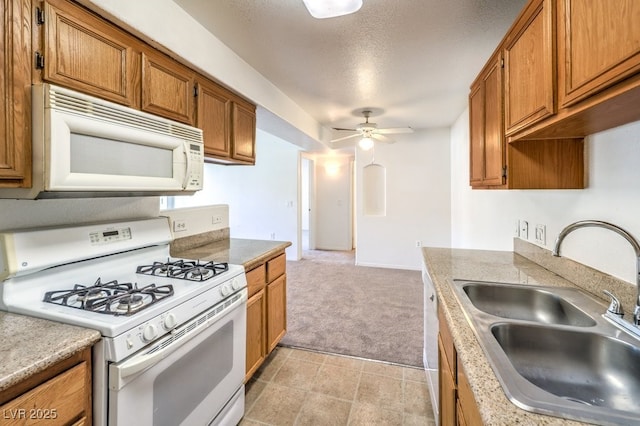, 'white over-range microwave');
0,83,204,199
